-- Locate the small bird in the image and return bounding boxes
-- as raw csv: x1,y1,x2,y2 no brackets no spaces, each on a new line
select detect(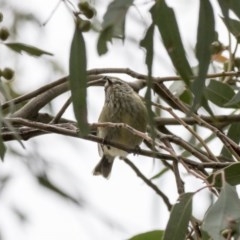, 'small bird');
93,77,148,178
